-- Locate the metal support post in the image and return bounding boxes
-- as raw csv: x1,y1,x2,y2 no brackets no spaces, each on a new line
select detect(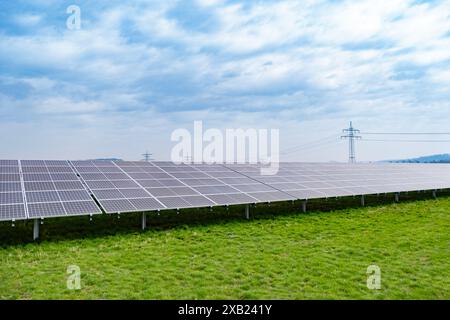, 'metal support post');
141,212,146,230
302,200,307,213
33,219,40,241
